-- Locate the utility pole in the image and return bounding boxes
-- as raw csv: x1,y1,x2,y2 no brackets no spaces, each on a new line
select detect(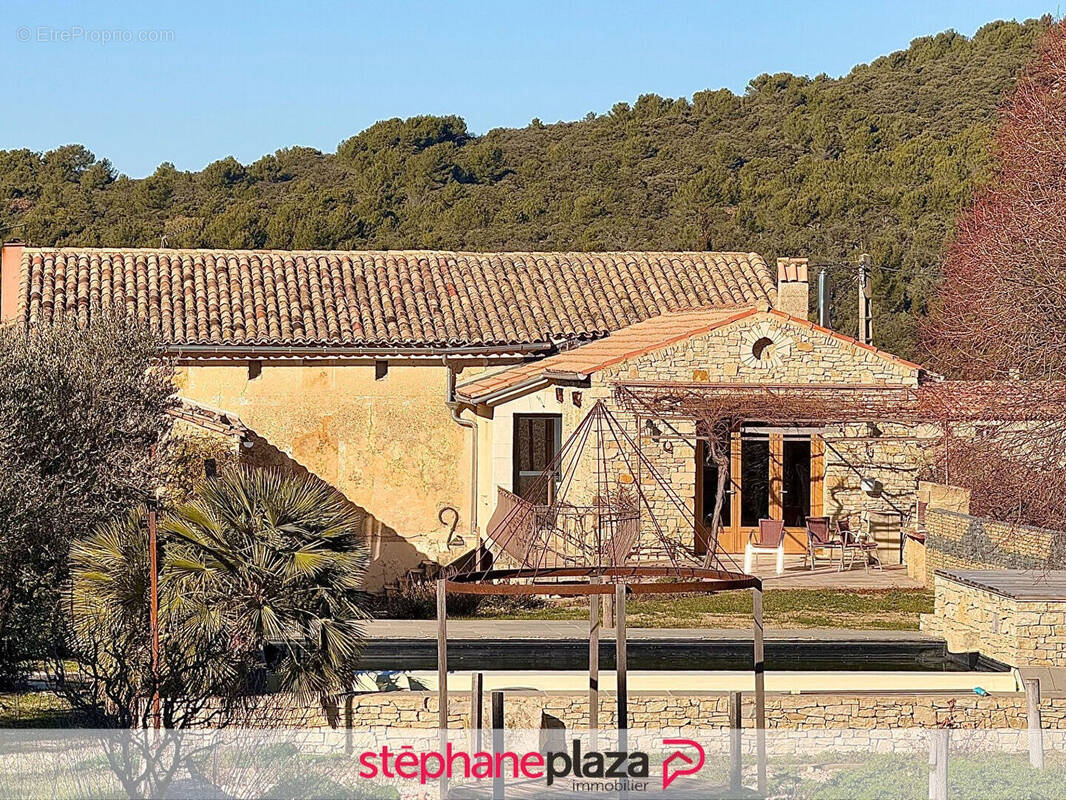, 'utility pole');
817,267,828,328
857,254,872,345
